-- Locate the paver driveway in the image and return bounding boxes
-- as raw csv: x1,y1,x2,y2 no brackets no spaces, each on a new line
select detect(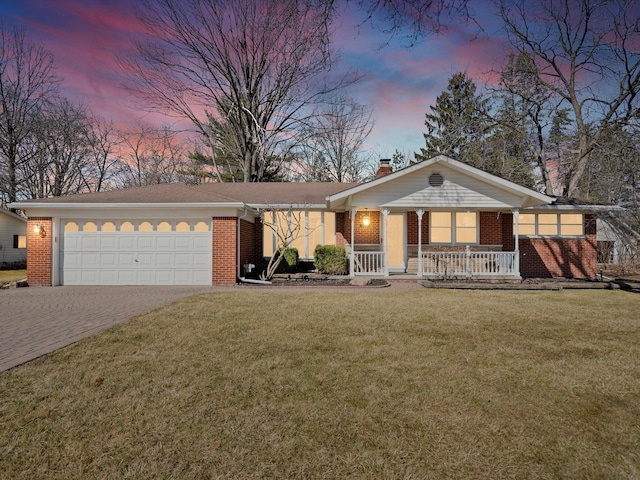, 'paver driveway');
0,286,213,372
